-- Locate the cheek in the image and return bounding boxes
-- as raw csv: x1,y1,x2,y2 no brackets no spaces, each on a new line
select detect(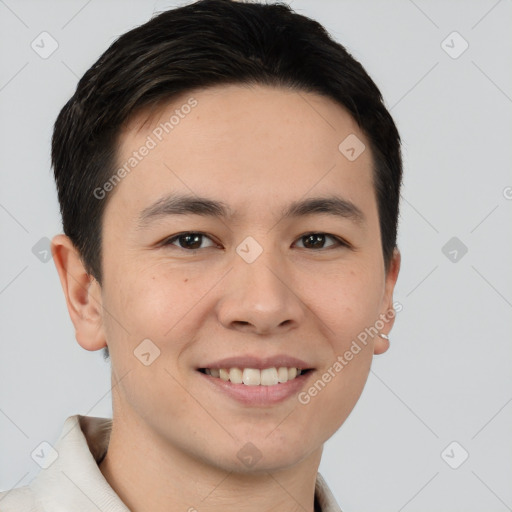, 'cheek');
100,267,207,412
103,262,220,346
312,265,385,342
297,338,374,446
300,265,383,434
